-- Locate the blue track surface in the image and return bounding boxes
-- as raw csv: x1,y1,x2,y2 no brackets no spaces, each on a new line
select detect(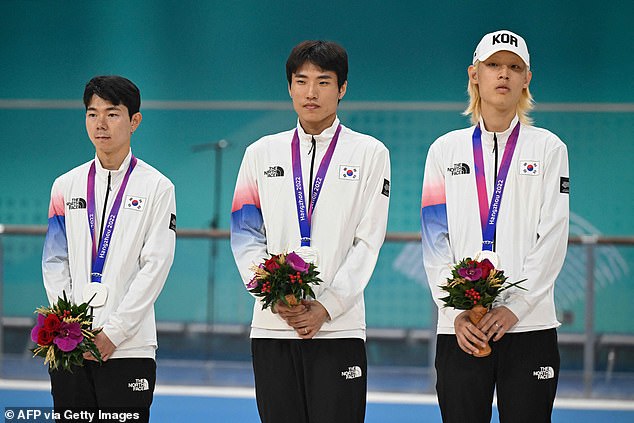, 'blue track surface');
2,387,634,423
